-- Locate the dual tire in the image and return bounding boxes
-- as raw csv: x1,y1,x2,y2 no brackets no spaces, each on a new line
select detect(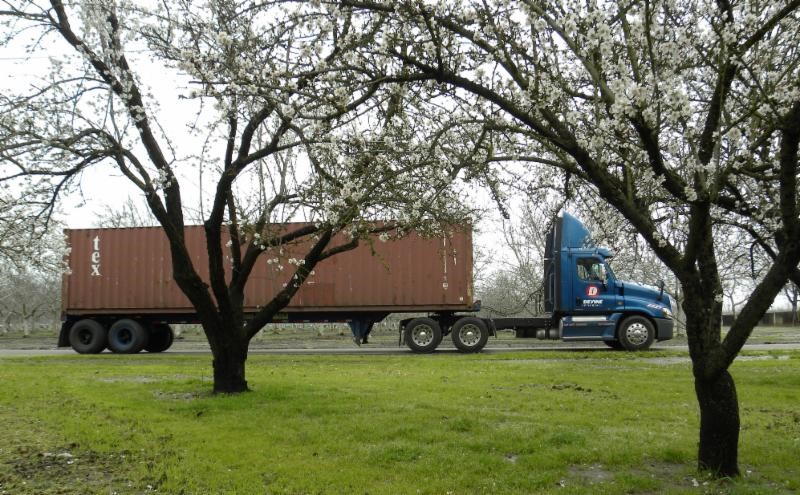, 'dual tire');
68,319,174,354
108,319,149,353
403,316,489,353
68,319,108,354
450,317,489,352
145,323,175,353
404,317,442,353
